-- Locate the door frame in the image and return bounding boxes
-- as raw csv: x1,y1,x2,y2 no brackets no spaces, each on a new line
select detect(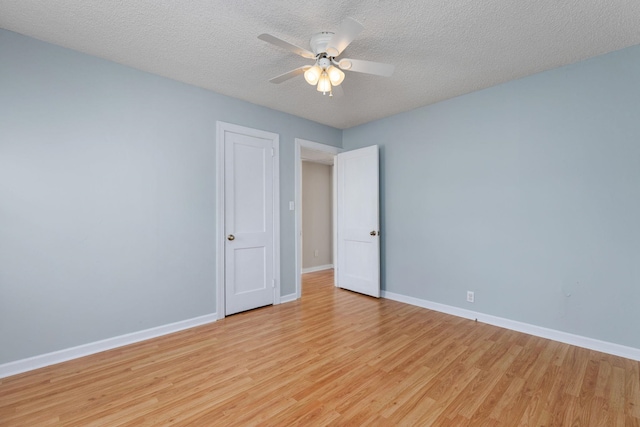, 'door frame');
294,138,341,298
216,121,280,319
